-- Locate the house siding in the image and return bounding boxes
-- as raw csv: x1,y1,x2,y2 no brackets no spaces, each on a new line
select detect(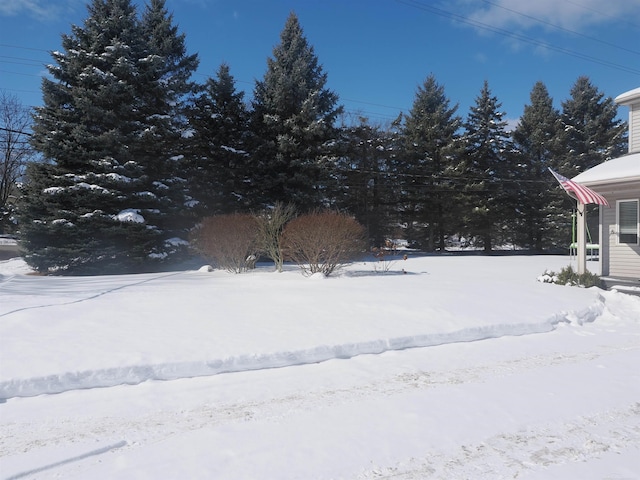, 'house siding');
630,105,640,153
601,190,640,279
